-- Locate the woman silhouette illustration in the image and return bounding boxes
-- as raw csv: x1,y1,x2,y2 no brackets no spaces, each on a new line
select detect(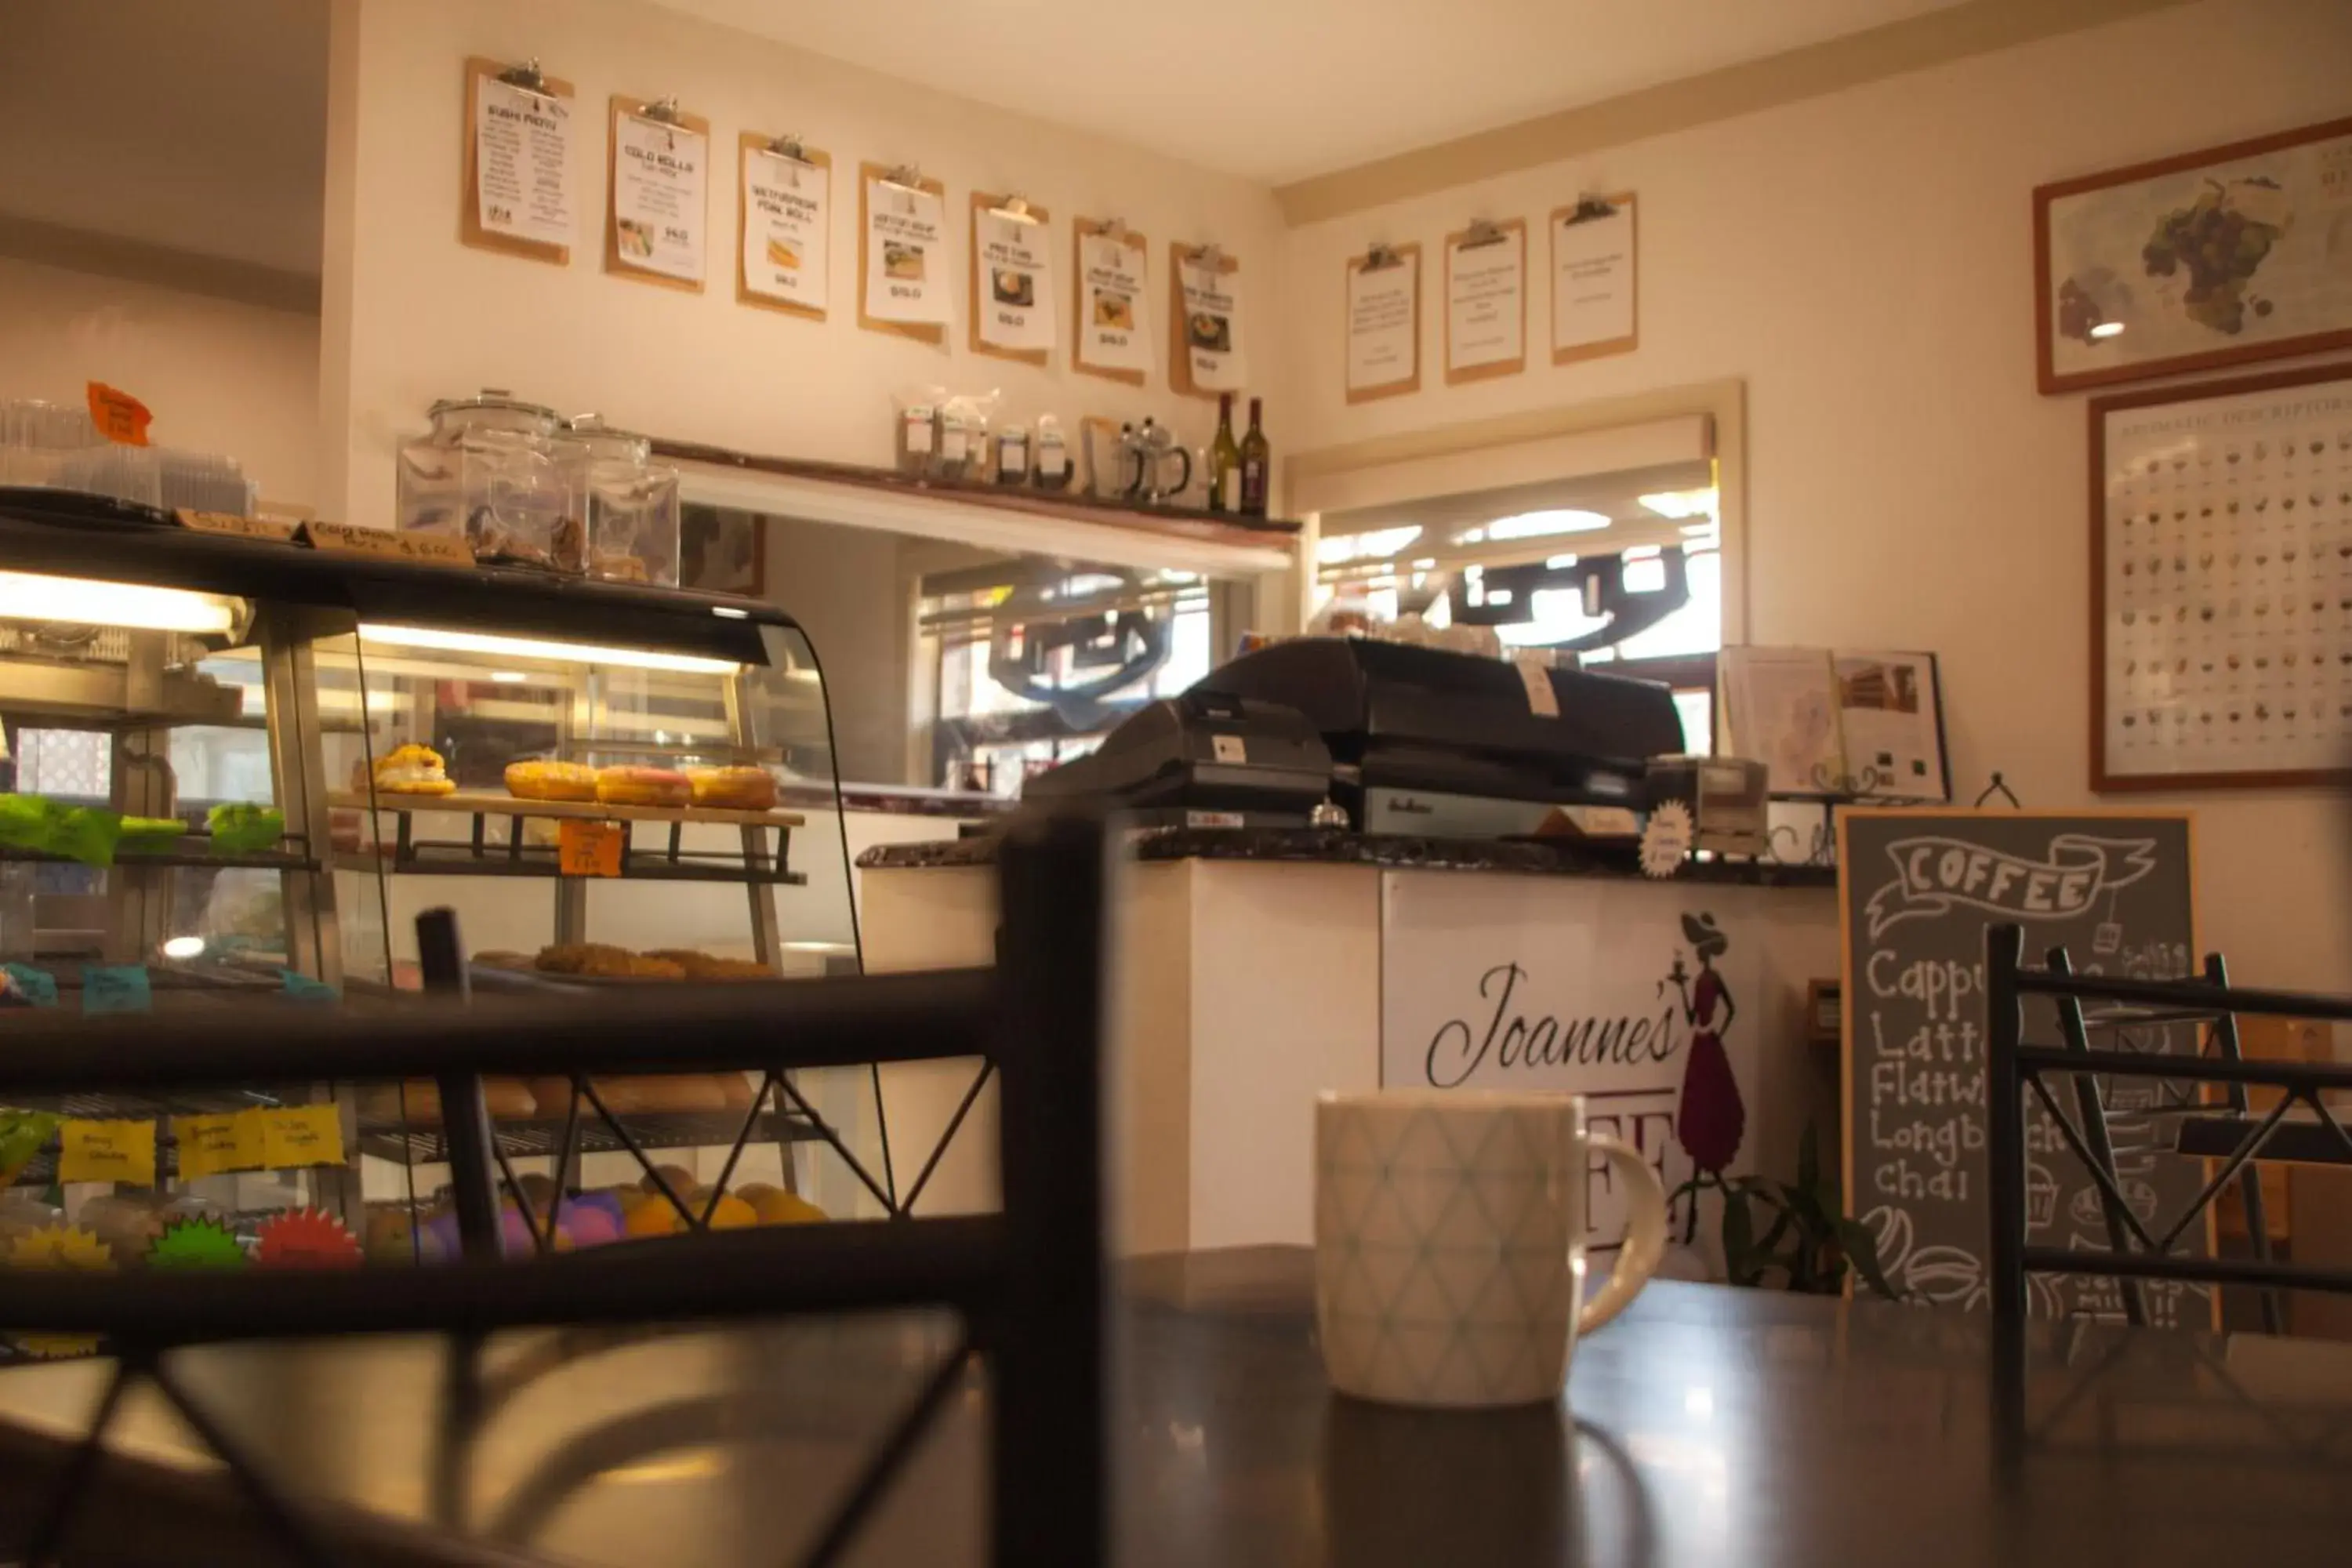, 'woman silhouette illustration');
1668,912,1745,1240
